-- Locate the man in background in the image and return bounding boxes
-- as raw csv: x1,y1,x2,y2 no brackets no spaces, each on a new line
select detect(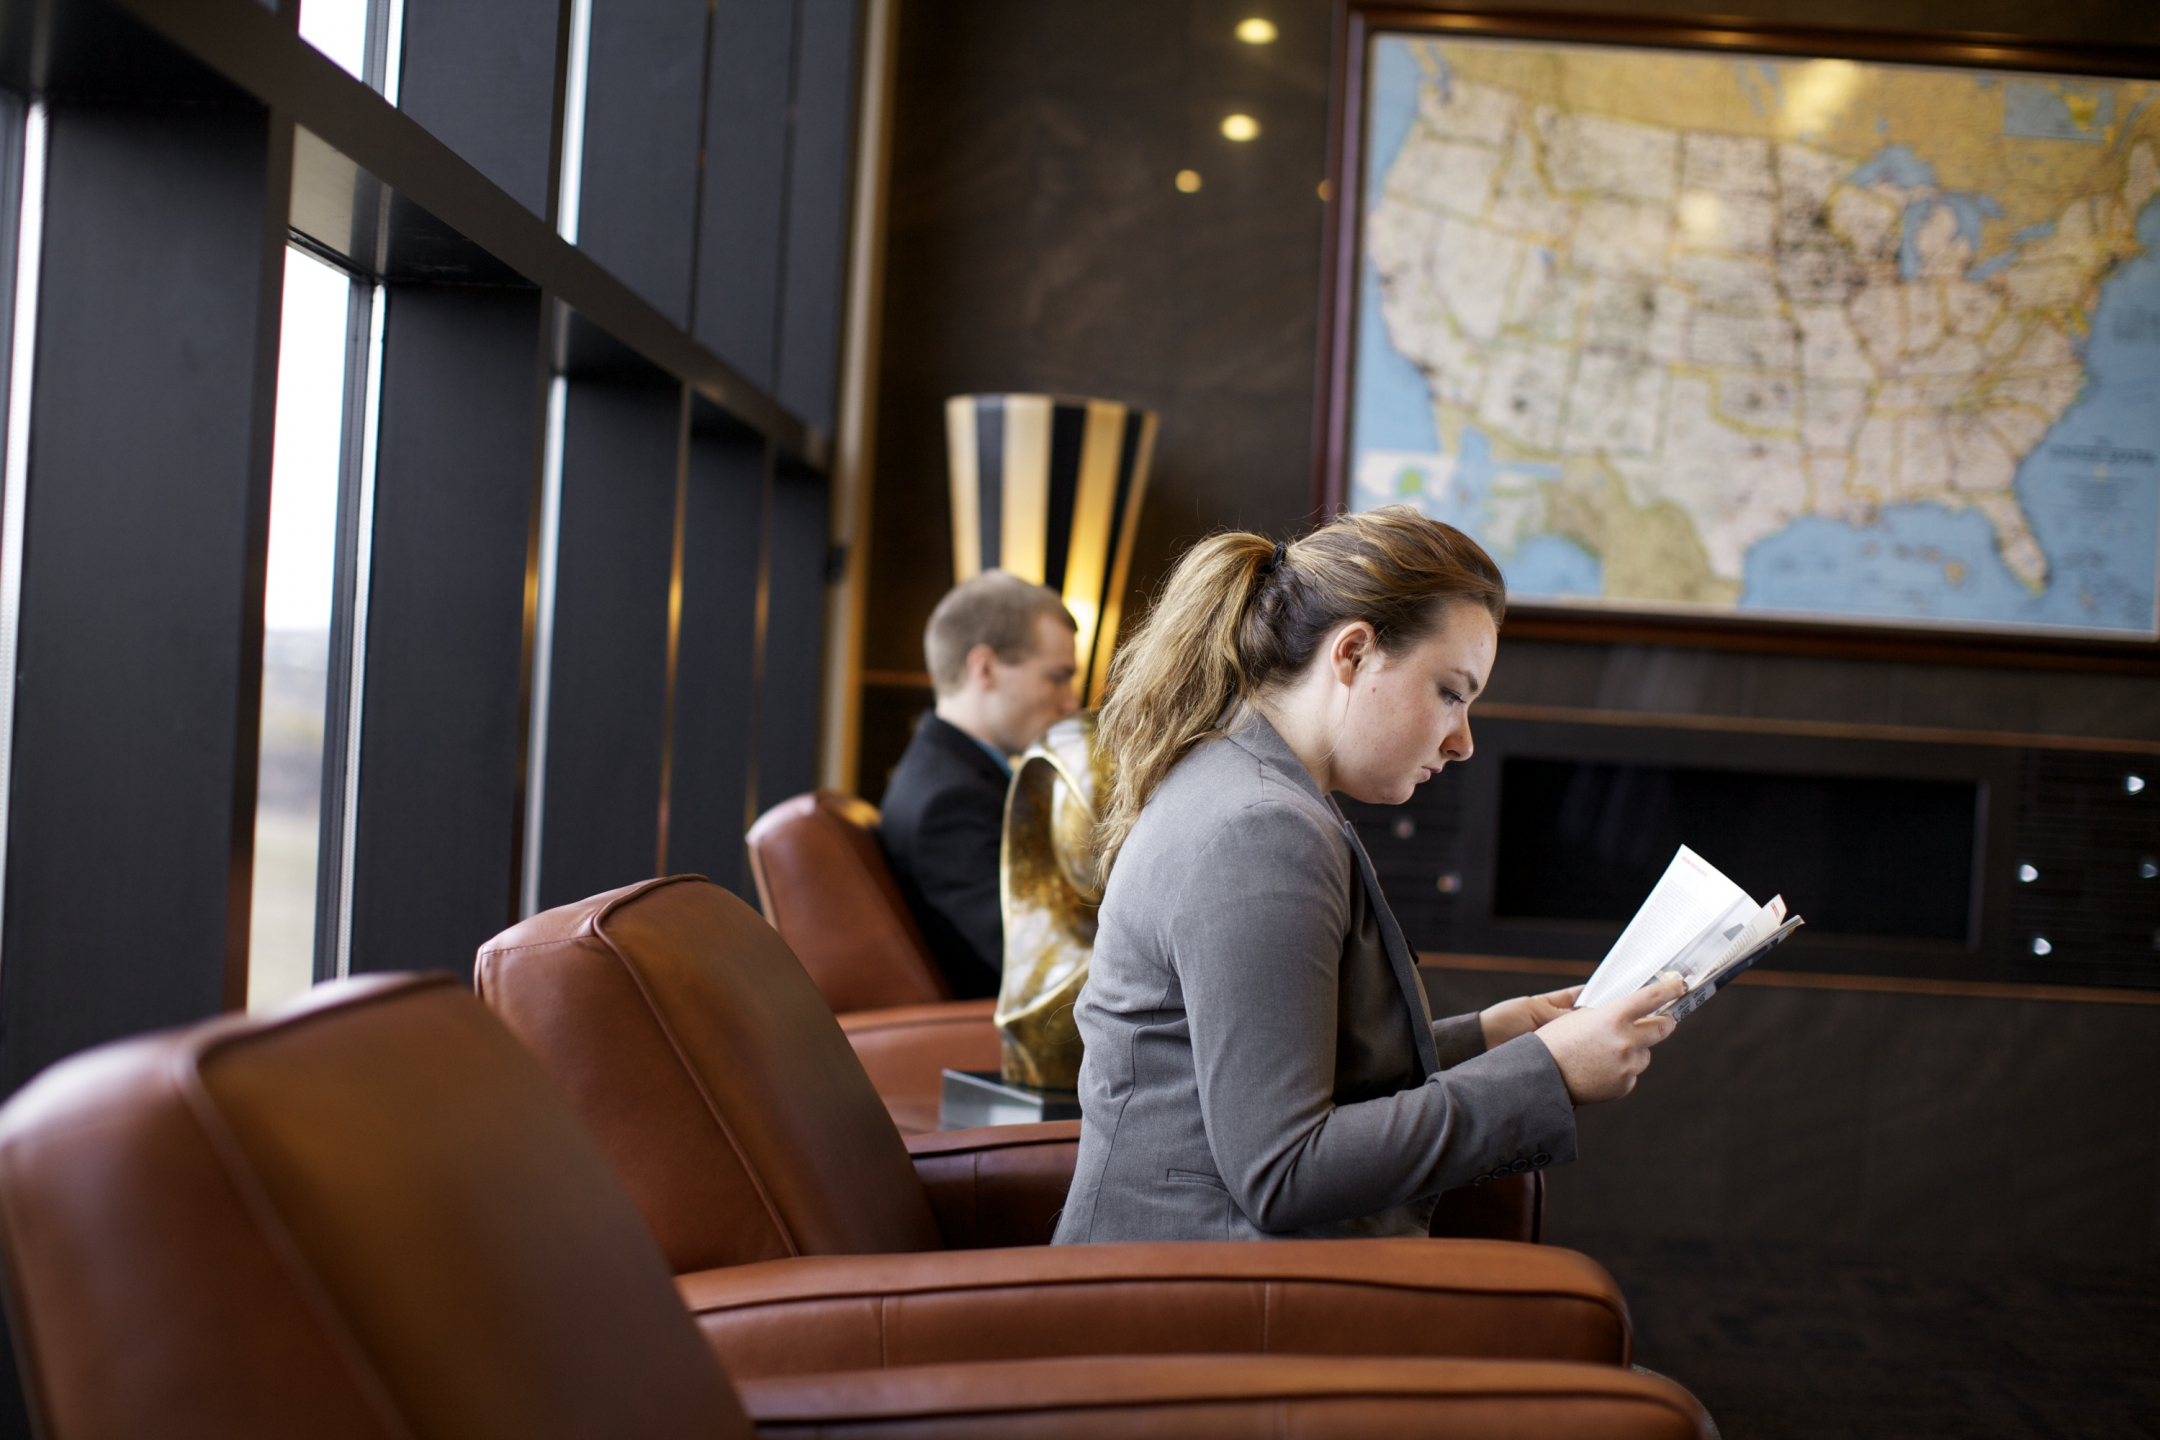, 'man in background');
879,572,1081,998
